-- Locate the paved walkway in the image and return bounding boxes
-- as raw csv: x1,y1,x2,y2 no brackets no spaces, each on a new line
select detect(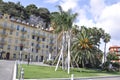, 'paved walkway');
0,60,15,80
